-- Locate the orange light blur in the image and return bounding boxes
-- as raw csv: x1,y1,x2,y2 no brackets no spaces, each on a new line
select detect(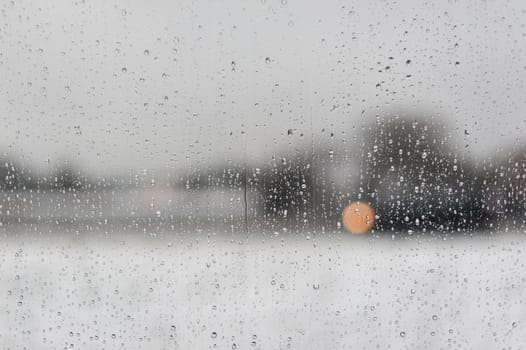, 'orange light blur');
342,202,375,234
